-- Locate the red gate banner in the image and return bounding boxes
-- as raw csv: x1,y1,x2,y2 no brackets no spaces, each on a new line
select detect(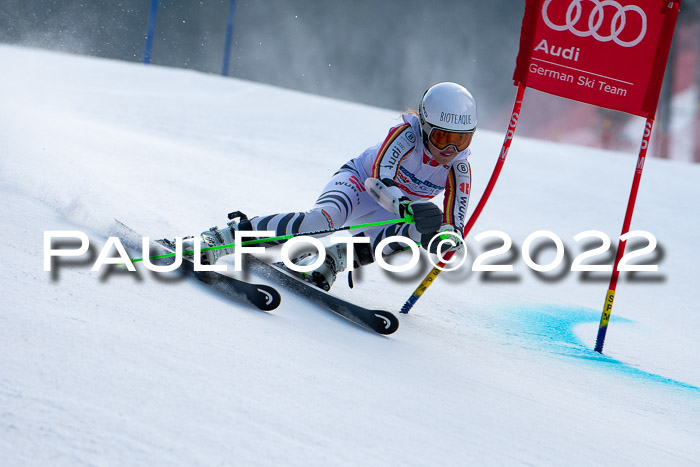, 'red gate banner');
513,0,681,118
